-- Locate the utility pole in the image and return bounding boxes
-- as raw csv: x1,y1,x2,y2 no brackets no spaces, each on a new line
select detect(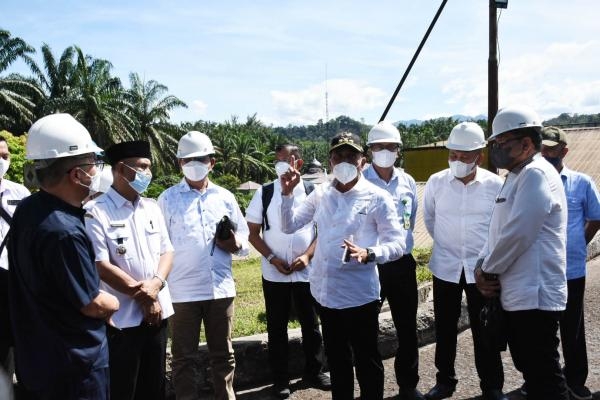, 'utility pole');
487,0,500,172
